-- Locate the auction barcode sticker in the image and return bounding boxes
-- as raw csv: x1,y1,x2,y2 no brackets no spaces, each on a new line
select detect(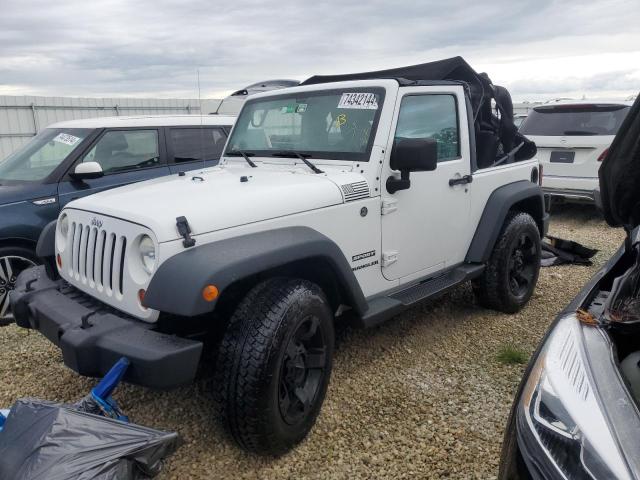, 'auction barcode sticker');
53,133,81,146
337,92,379,110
